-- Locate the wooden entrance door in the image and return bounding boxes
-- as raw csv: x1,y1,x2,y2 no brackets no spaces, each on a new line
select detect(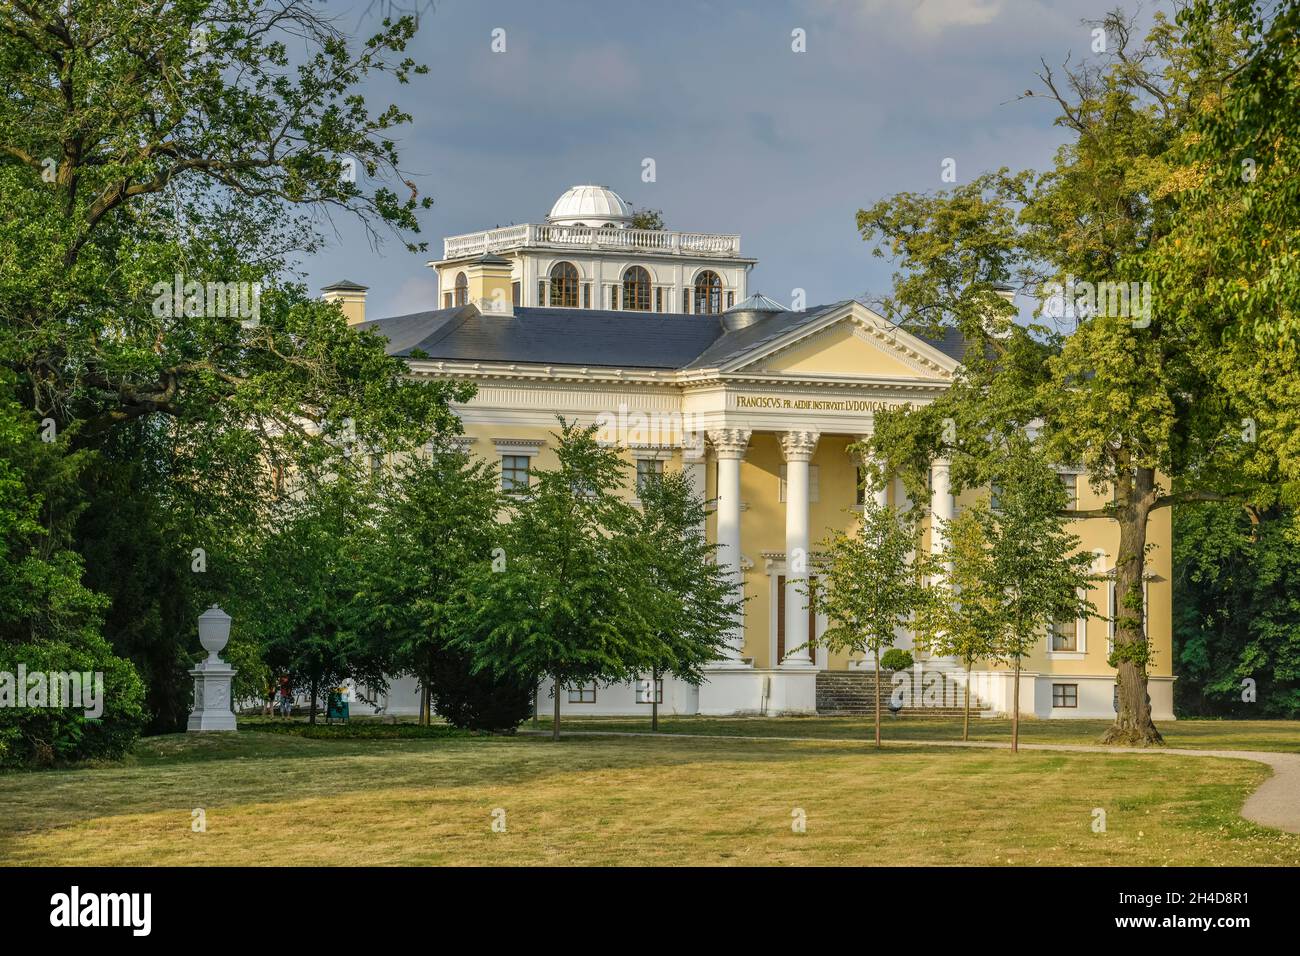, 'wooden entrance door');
776,575,818,664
